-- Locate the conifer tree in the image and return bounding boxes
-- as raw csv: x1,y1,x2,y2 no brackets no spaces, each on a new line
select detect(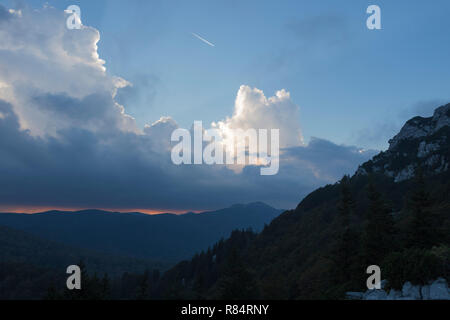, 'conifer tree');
337,175,354,227
217,248,258,299
136,270,149,300
363,180,395,265
407,169,435,249
100,273,111,300
332,176,359,285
